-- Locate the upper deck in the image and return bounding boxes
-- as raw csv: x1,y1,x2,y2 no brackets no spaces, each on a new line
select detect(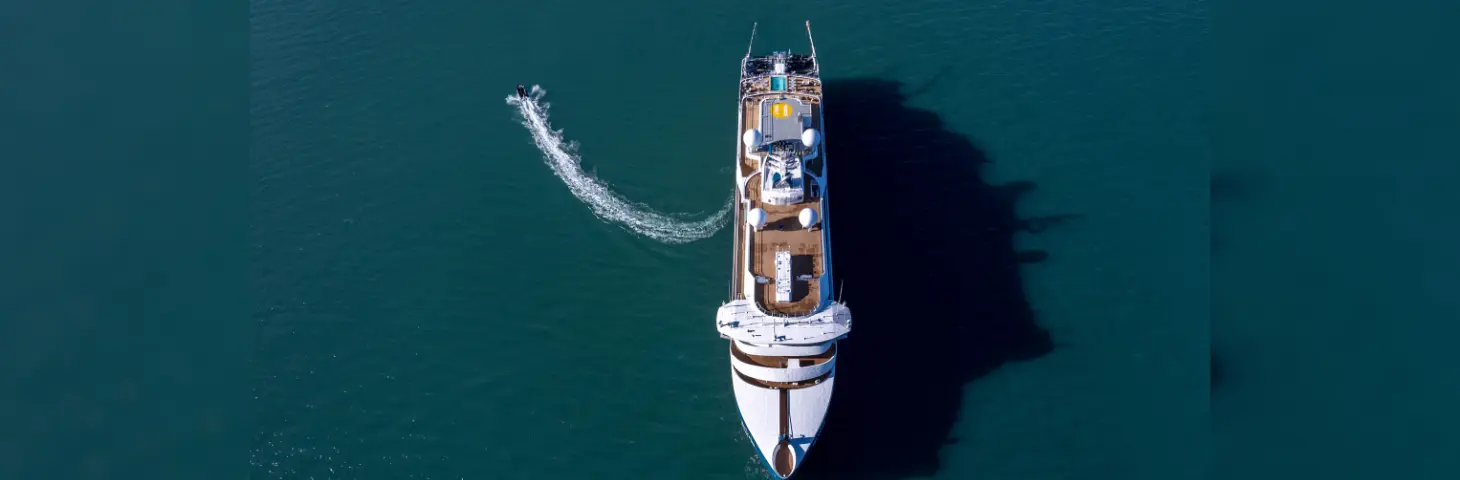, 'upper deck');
732,51,827,318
